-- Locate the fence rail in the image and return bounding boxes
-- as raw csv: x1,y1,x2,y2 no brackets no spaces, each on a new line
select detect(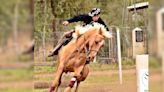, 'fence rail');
35,28,120,64
34,19,135,63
